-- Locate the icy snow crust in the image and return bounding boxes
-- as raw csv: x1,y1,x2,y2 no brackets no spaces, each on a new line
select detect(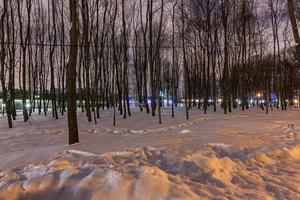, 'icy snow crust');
0,108,300,199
